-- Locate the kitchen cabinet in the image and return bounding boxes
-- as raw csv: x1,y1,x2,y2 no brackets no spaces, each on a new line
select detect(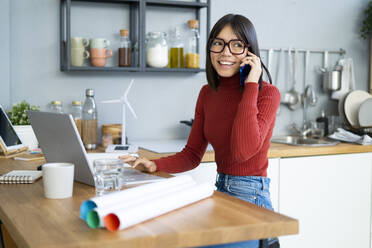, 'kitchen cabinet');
267,158,279,212
60,0,210,72
172,158,280,212
278,153,372,248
